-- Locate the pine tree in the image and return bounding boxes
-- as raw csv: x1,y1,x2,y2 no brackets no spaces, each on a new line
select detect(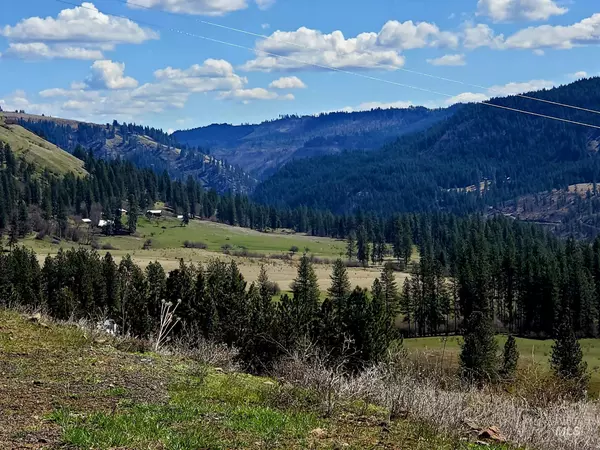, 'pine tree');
460,311,499,383
551,311,588,394
8,213,18,250
328,259,351,315
128,194,138,234
280,255,321,349
357,226,369,267
17,200,30,238
501,335,519,381
346,231,356,260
